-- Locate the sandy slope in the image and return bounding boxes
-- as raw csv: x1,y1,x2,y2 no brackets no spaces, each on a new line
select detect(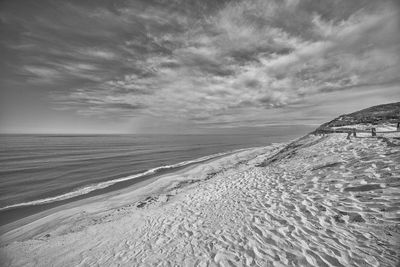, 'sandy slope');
1,134,399,267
